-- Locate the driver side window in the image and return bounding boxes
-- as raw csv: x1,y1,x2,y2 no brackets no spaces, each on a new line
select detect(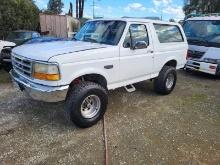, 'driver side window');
123,24,149,49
